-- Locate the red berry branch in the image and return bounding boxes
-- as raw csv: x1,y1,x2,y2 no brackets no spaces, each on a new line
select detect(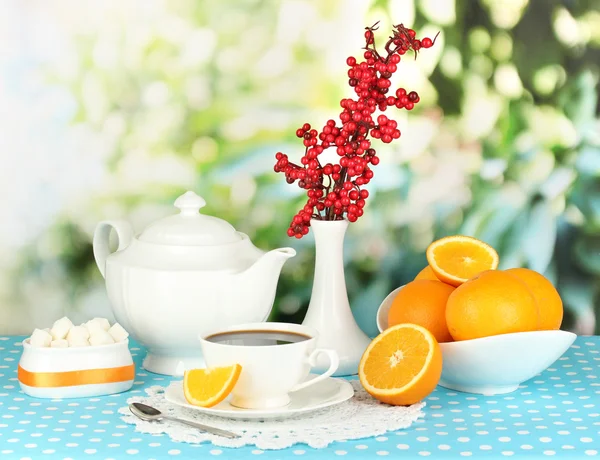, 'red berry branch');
274,22,438,239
